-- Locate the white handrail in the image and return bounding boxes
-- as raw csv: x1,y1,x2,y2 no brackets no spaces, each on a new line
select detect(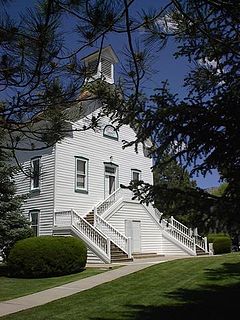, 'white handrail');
96,187,123,215
195,234,208,253
171,216,192,237
161,216,208,254
161,218,196,253
171,216,208,253
54,209,111,261
95,213,131,256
